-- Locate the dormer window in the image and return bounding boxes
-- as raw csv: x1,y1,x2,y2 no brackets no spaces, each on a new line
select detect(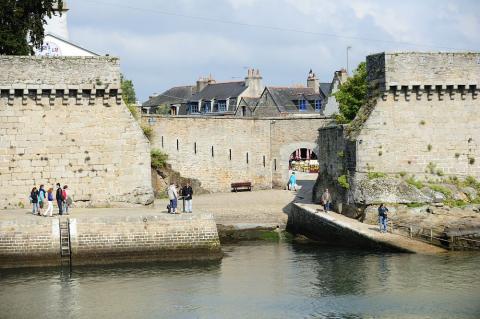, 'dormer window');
299,99,307,111
189,102,199,113
218,100,227,112
315,99,322,112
